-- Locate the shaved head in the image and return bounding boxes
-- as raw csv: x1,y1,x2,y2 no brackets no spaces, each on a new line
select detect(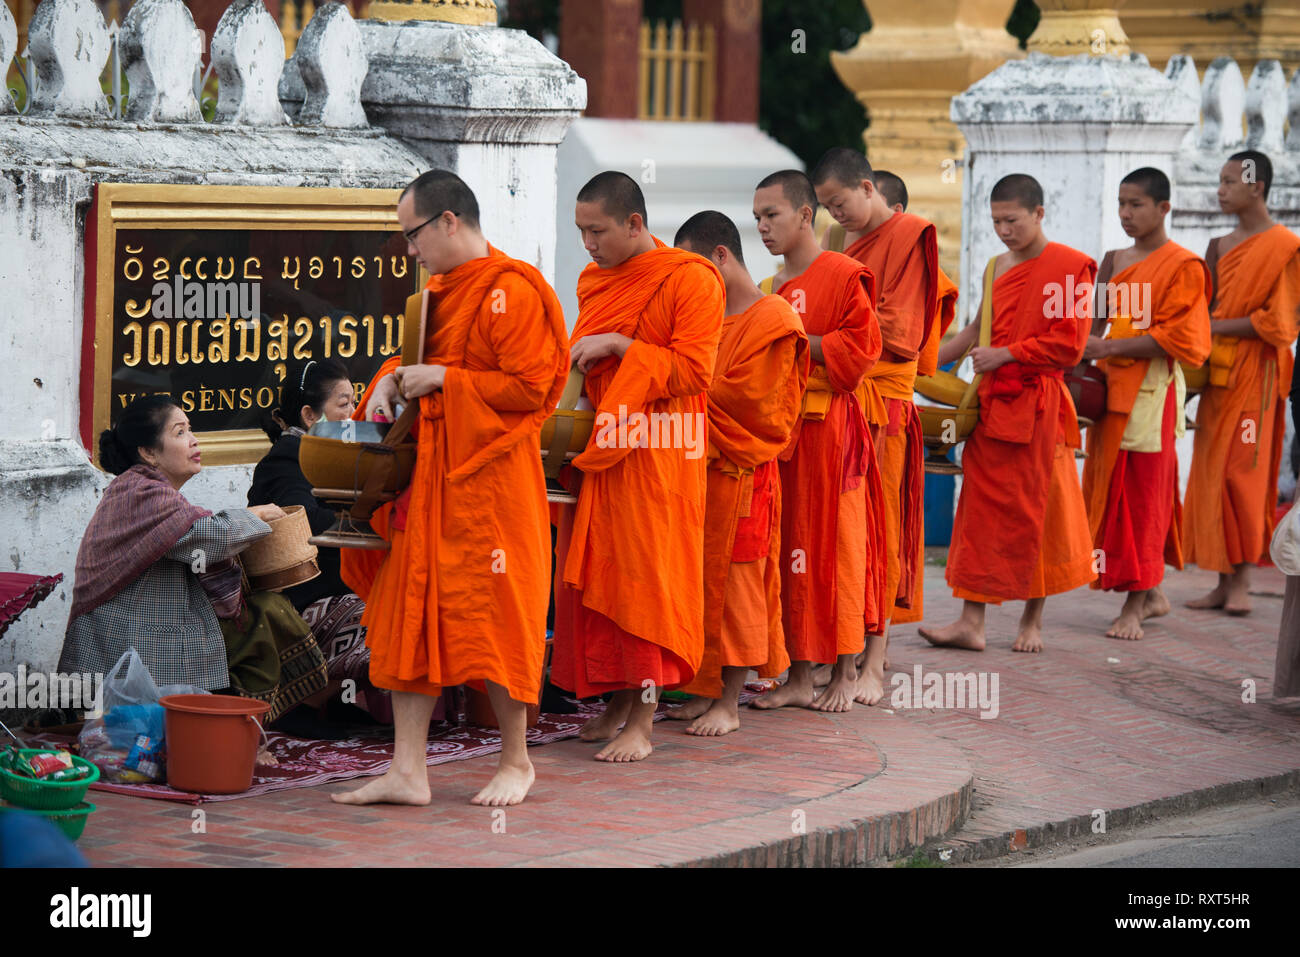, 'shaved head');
990,173,1044,211
1228,149,1273,198
577,170,649,226
755,169,818,217
401,168,480,229
1120,167,1171,204
675,210,745,265
810,147,873,189
873,170,908,211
